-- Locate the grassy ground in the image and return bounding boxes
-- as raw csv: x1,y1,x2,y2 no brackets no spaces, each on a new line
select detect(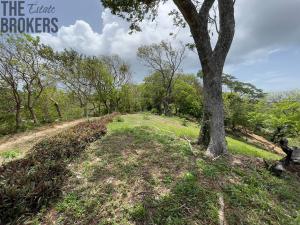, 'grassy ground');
28,113,299,225
109,114,281,160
